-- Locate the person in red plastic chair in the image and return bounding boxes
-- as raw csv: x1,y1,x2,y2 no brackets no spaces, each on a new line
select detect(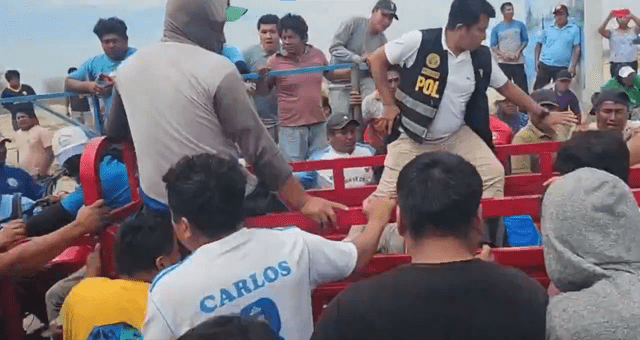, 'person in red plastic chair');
142,153,392,340
58,208,180,340
312,152,548,340
107,0,347,229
